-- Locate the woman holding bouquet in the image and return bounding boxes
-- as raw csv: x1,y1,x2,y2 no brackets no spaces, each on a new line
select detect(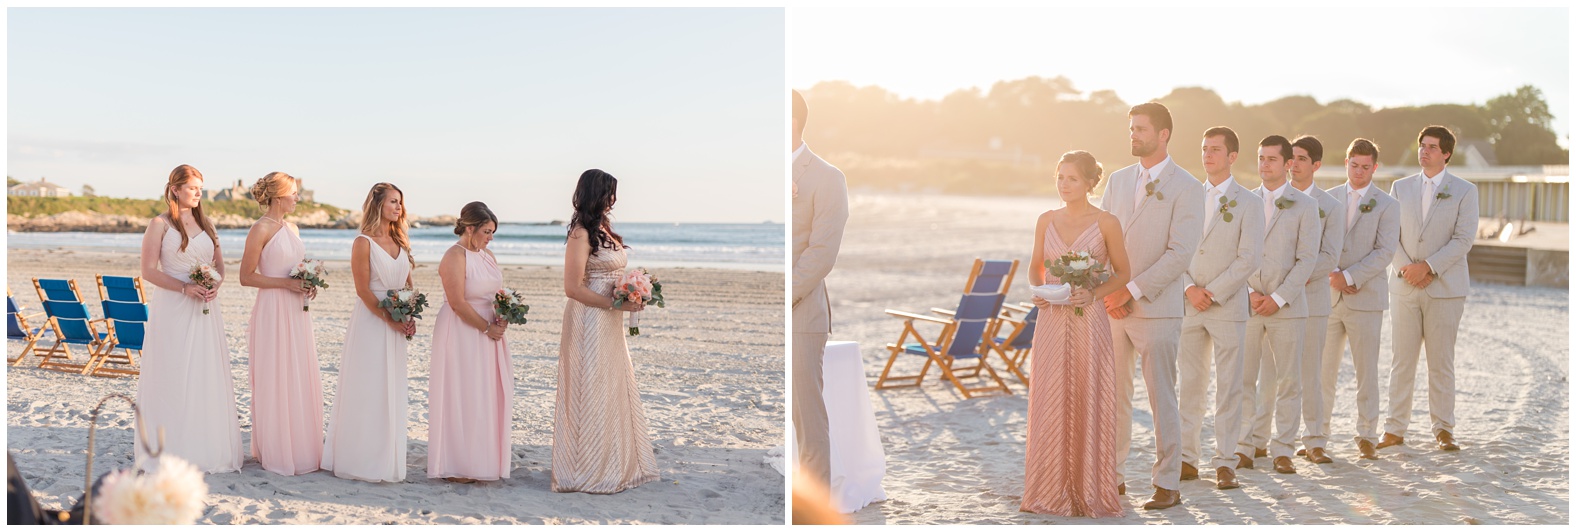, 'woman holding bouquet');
238,172,323,476
1021,151,1130,517
552,169,657,494
427,201,515,483
322,183,416,482
136,164,242,473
